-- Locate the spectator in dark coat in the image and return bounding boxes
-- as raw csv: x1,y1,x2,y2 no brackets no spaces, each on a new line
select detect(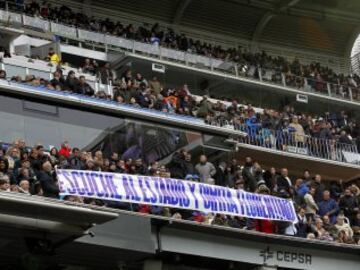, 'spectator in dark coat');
338,130,353,145
50,71,65,90
183,153,196,176
339,188,359,225
242,157,256,192
276,168,292,198
68,148,83,170
75,76,94,96
65,70,78,92
38,161,59,198
313,174,325,203
169,149,187,179
215,161,227,187
98,62,113,84
296,208,309,238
